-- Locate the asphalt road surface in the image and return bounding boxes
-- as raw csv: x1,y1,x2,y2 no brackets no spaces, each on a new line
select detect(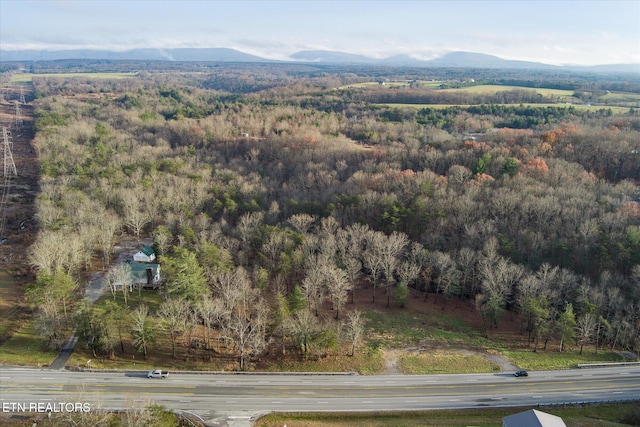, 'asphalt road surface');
1,366,639,426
